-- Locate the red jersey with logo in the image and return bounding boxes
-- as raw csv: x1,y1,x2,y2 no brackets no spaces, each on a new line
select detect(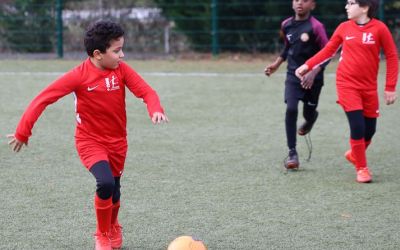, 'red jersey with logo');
305,19,398,92
15,58,164,143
